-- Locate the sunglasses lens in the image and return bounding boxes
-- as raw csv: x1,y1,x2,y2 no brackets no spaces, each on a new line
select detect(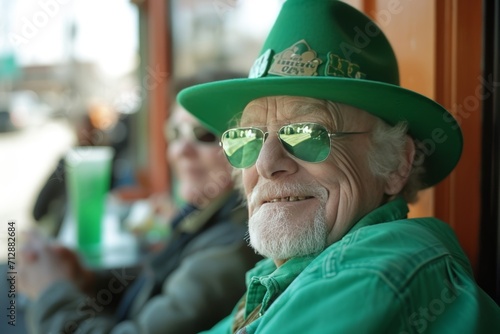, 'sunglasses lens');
166,127,179,142
193,126,218,143
221,123,331,168
166,124,218,144
221,128,264,168
279,123,331,162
